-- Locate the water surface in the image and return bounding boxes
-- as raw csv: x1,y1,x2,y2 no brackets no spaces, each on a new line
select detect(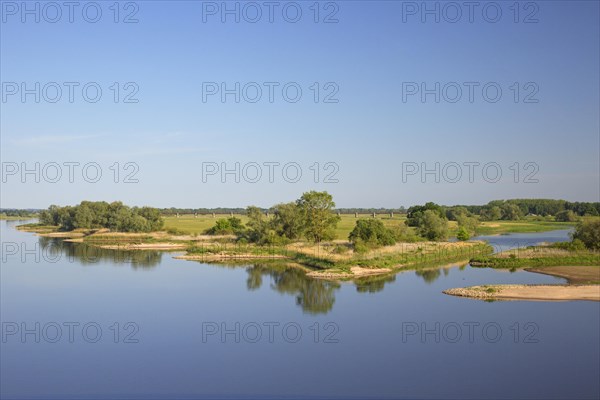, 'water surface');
1,222,598,399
